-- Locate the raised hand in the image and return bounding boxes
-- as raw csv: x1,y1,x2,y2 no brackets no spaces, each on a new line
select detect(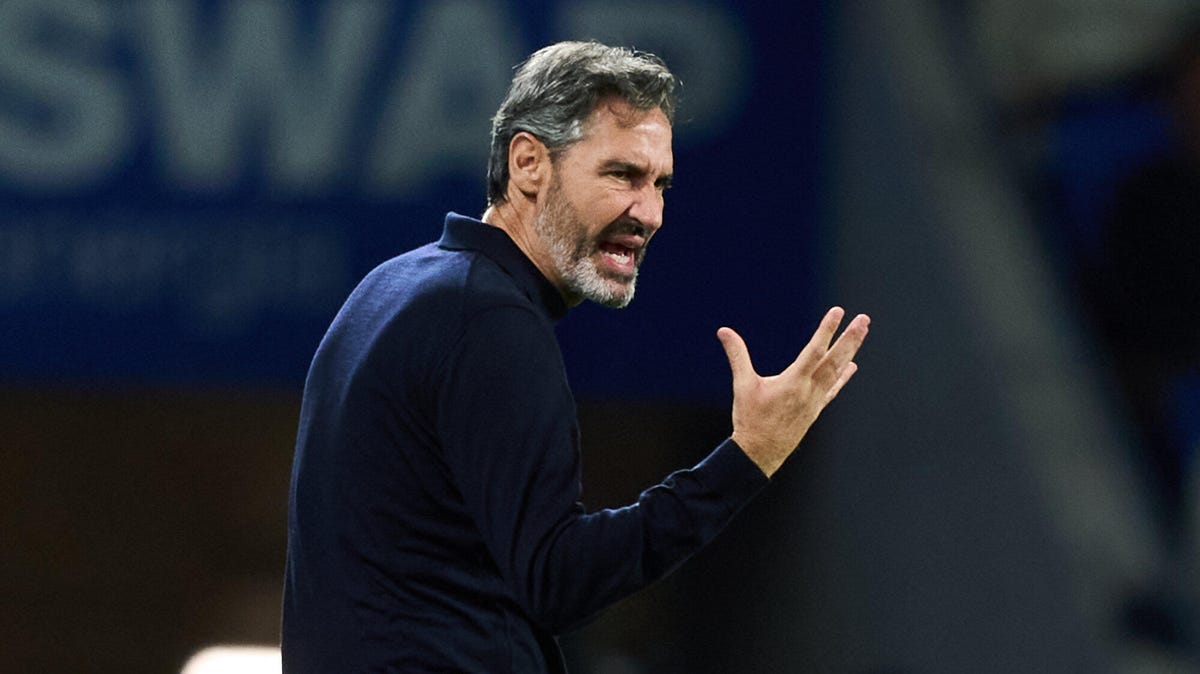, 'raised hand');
717,307,870,477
